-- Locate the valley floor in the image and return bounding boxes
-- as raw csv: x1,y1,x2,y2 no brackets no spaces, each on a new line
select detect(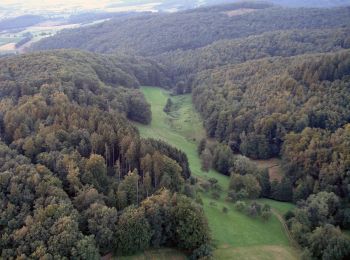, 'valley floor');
133,87,300,260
